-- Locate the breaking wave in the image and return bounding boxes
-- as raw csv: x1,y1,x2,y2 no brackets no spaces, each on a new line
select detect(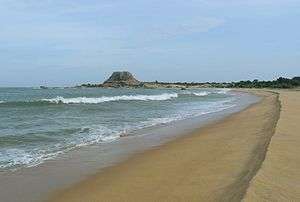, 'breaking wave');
0,90,231,107
216,89,231,94
193,92,211,96
42,93,178,104
0,125,121,169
